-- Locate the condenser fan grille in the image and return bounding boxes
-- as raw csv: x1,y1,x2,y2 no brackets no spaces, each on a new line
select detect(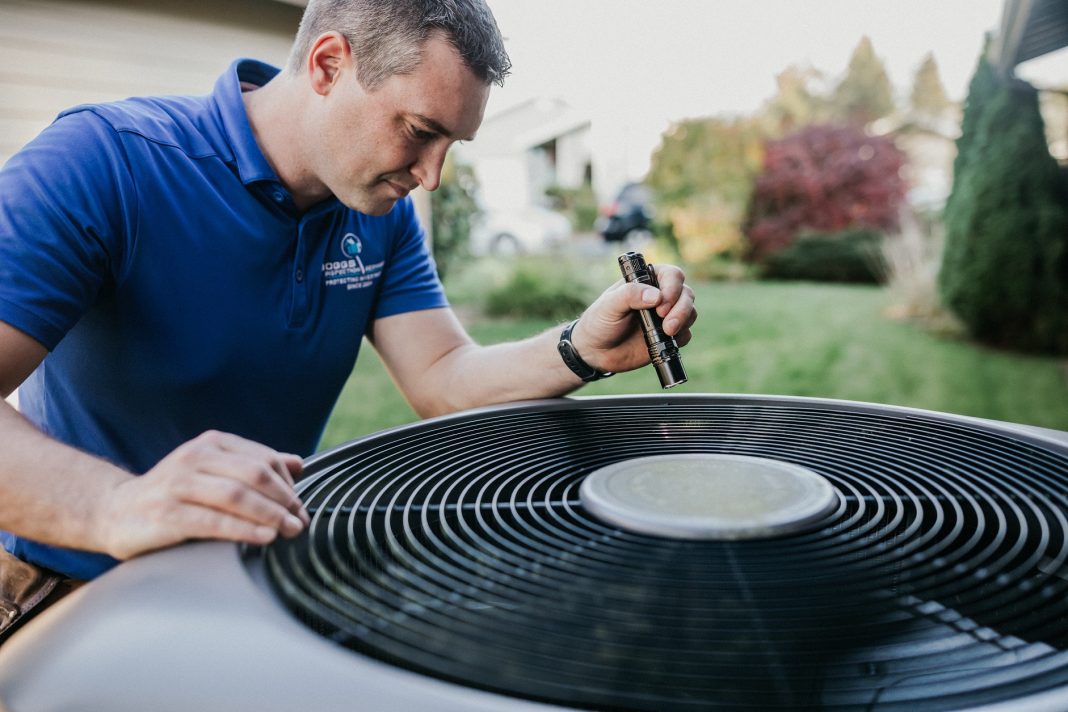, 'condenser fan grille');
257,397,1068,710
